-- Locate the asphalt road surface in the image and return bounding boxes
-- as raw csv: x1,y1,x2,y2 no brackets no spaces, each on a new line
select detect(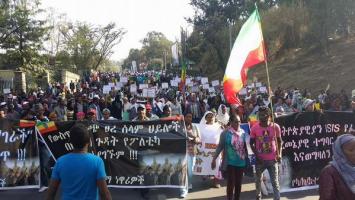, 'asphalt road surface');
0,176,319,200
